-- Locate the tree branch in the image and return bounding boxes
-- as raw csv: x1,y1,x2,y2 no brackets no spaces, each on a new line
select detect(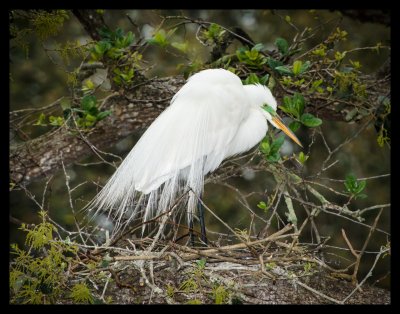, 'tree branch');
72,9,107,41
10,77,185,186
